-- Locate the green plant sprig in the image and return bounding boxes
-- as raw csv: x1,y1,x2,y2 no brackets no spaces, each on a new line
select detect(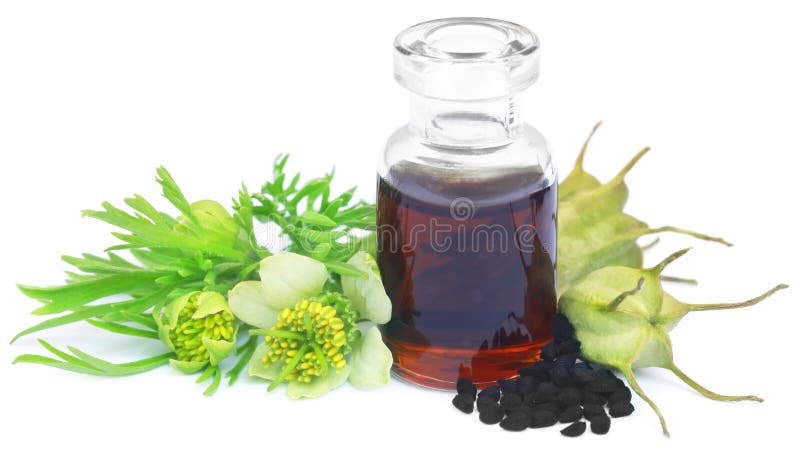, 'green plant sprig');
12,156,376,394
